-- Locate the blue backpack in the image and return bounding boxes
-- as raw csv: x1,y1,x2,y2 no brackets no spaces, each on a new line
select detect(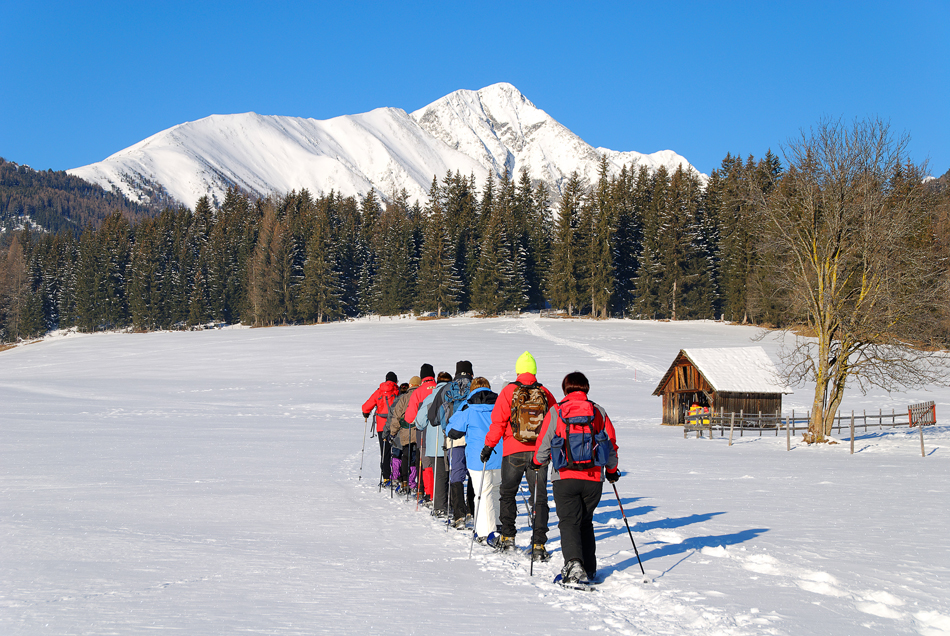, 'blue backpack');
551,399,610,471
436,377,472,431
